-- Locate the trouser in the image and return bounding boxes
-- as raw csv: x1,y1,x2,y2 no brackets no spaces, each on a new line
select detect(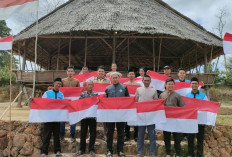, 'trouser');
60,122,76,136
103,123,108,138
137,125,156,155
41,122,61,155
125,124,138,139
163,131,182,156
106,122,125,154
80,118,97,153
188,125,205,157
